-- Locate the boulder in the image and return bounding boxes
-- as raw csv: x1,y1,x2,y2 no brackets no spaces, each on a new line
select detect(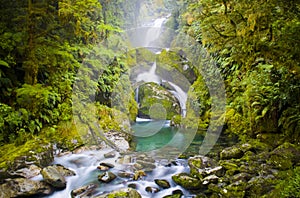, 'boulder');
118,171,133,178
138,82,181,120
93,188,142,198
41,166,67,188
172,173,202,190
98,171,117,183
52,164,76,177
154,179,171,189
202,175,219,185
71,184,97,198
220,146,244,160
267,142,300,170
0,178,52,197
104,151,116,158
145,186,160,193
7,164,41,179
